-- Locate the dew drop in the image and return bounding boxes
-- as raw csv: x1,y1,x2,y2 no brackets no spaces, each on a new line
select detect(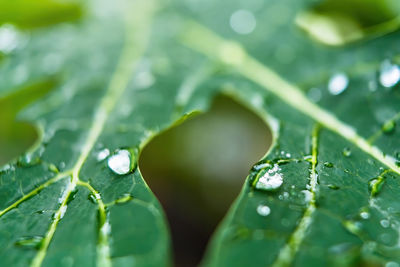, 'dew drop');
0,24,20,54
327,184,340,190
107,149,133,175
302,190,312,203
17,154,40,167
230,9,257,35
307,87,322,102
96,148,110,161
380,219,390,228
328,73,349,95
48,164,60,174
379,60,400,88
382,120,396,134
256,204,271,216
323,162,334,168
342,147,351,157
15,236,43,249
368,177,384,197
386,262,400,267
254,164,283,191
360,211,370,220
